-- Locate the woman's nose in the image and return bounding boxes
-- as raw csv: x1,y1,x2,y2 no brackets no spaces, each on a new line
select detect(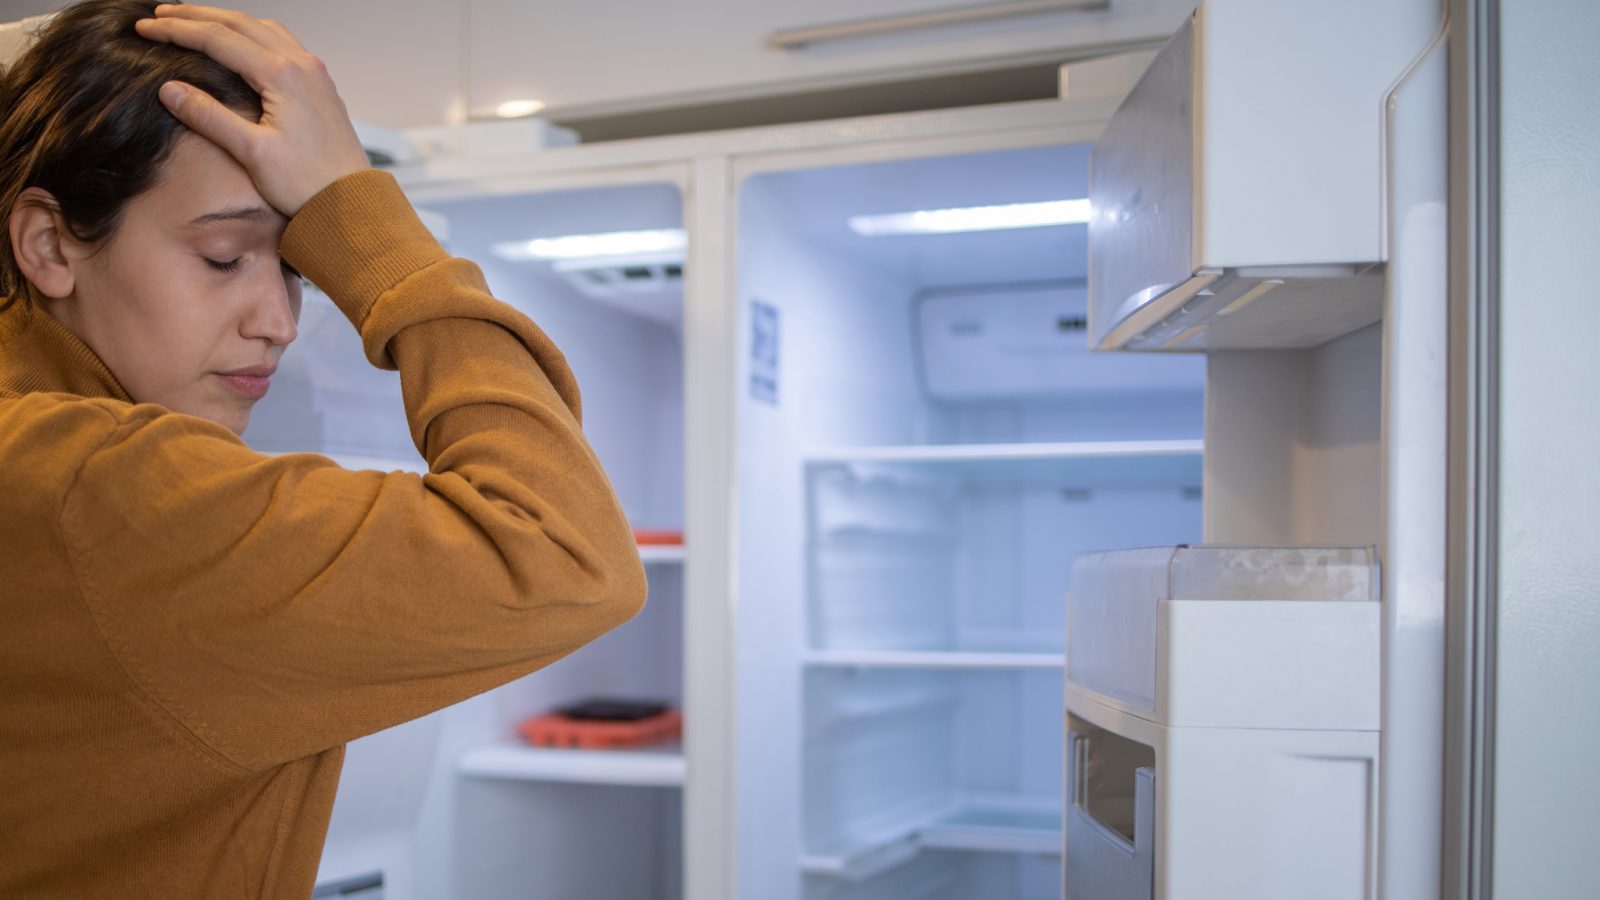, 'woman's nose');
241,266,299,347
